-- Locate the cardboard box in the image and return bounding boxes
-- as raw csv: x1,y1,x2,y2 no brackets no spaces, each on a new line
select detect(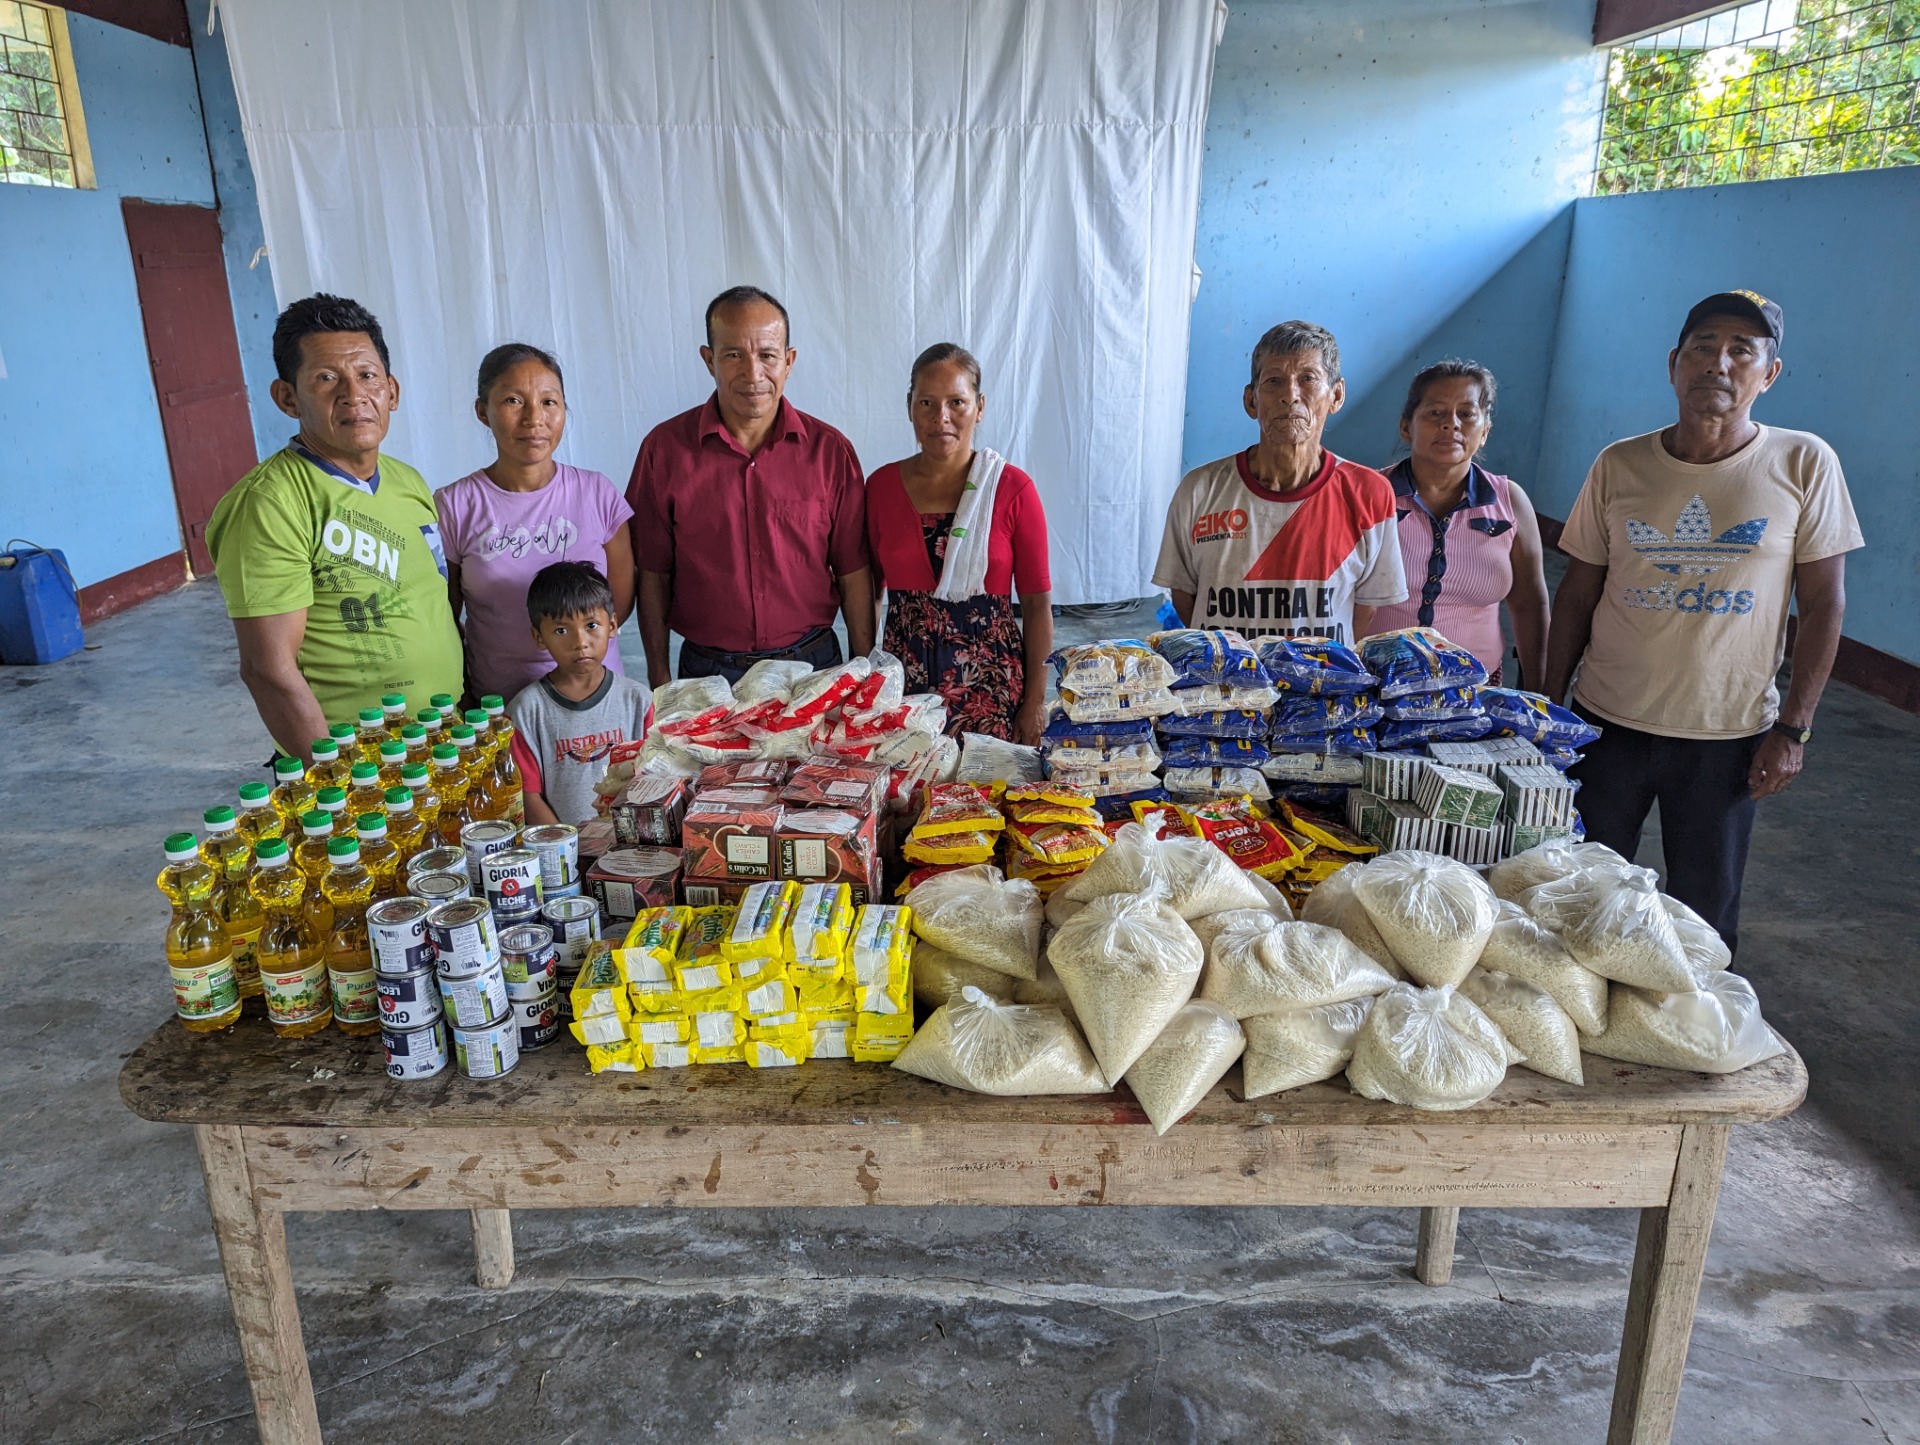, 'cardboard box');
697,760,793,792
586,847,683,919
577,817,618,866
1413,762,1504,829
681,797,784,882
610,774,689,847
777,807,882,906
782,758,889,813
